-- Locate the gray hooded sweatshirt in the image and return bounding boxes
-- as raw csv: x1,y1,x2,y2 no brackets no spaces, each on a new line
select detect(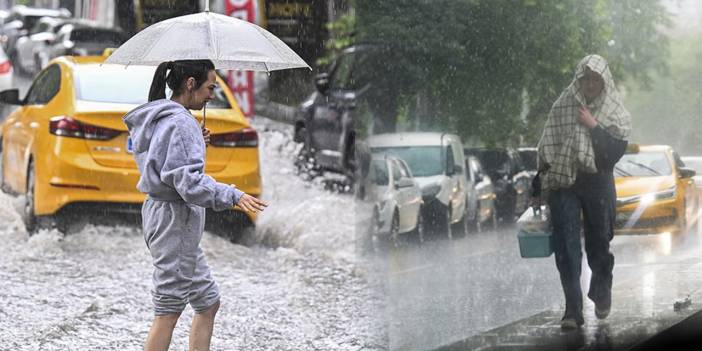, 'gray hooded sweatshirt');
124,99,243,315
124,99,243,208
